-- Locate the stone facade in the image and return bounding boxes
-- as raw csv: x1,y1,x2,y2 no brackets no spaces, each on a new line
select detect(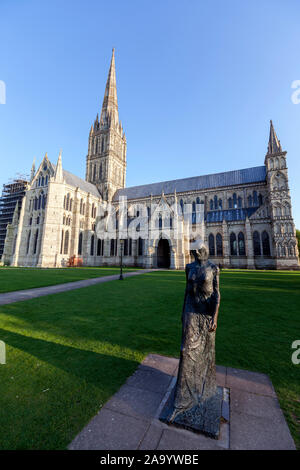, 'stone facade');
2,50,299,270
